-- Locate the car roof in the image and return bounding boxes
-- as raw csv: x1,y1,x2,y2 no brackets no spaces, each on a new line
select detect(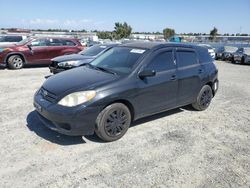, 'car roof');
97,43,119,47
30,36,77,40
120,42,197,50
